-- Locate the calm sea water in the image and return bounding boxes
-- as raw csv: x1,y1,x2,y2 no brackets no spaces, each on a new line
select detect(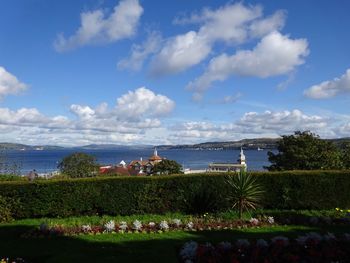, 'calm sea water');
3,148,274,174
